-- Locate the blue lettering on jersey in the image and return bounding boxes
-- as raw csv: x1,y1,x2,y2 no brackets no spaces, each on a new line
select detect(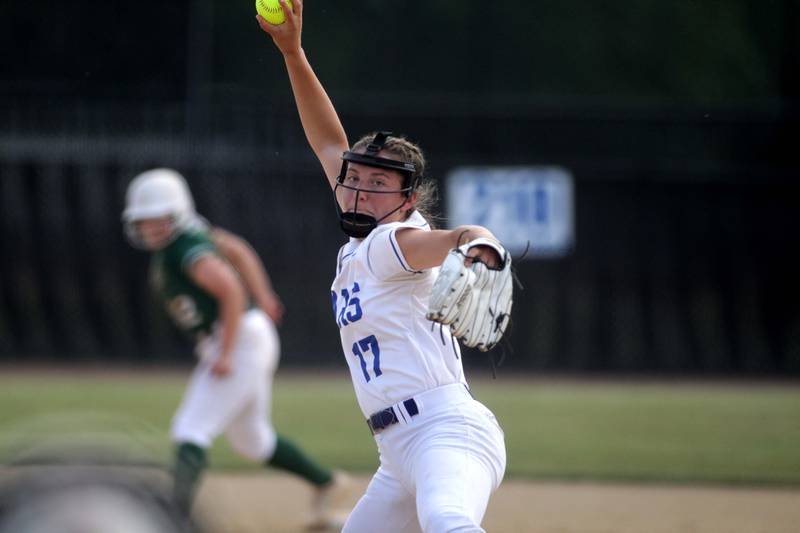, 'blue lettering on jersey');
335,282,363,328
333,282,383,383
352,334,382,382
